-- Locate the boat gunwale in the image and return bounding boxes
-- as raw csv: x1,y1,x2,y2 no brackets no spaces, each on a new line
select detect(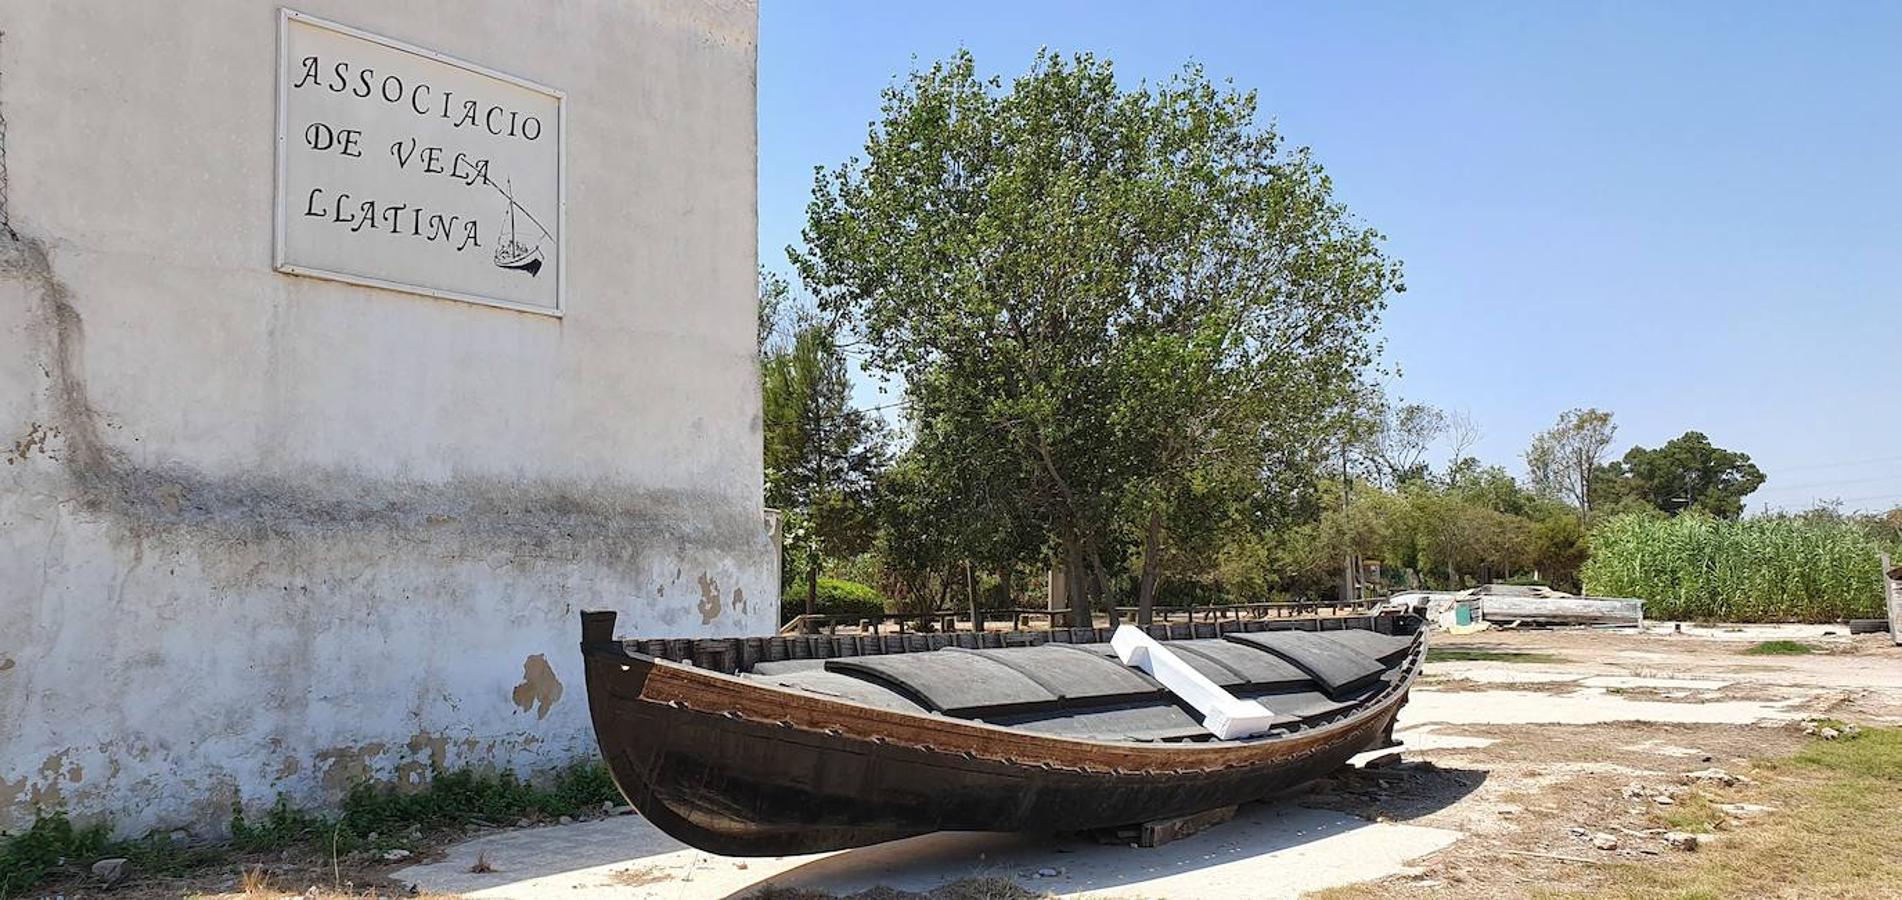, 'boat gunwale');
582,626,1423,773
